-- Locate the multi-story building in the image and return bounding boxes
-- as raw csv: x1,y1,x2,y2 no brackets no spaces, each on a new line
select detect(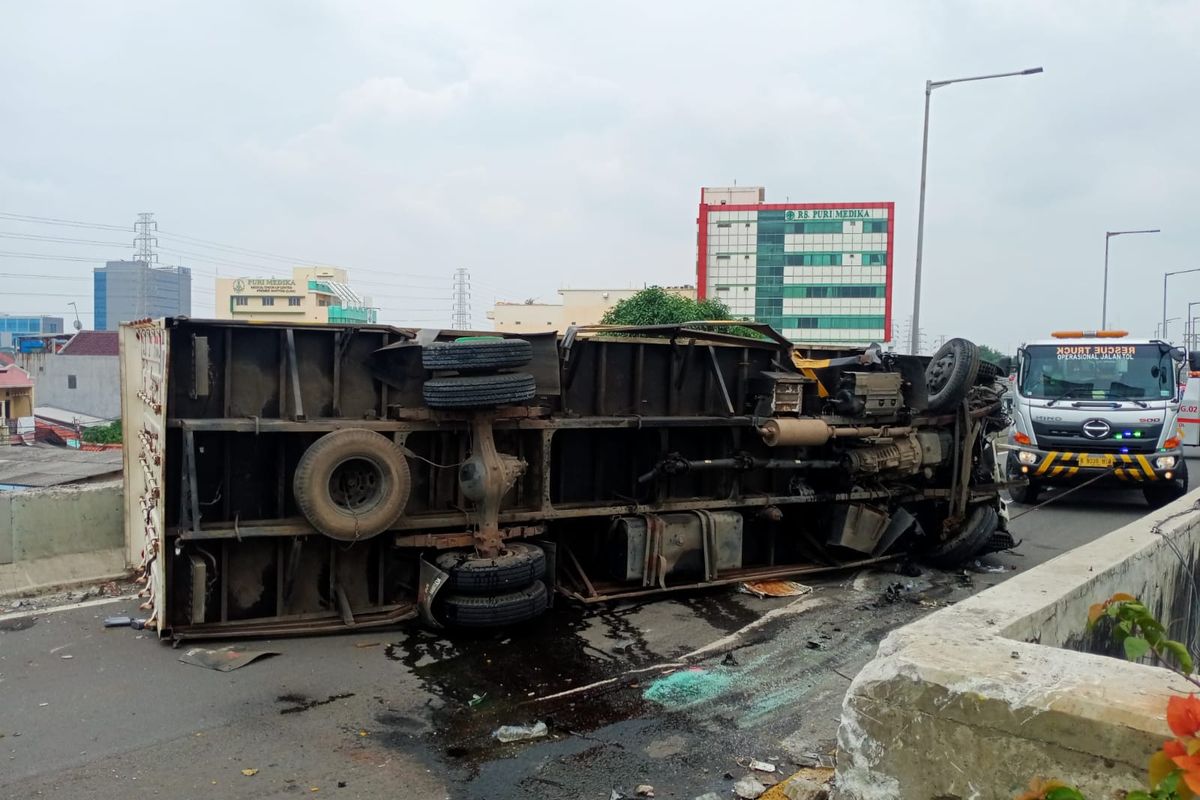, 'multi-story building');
94,260,192,330
214,267,376,324
0,315,64,350
697,187,893,344
488,286,696,332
